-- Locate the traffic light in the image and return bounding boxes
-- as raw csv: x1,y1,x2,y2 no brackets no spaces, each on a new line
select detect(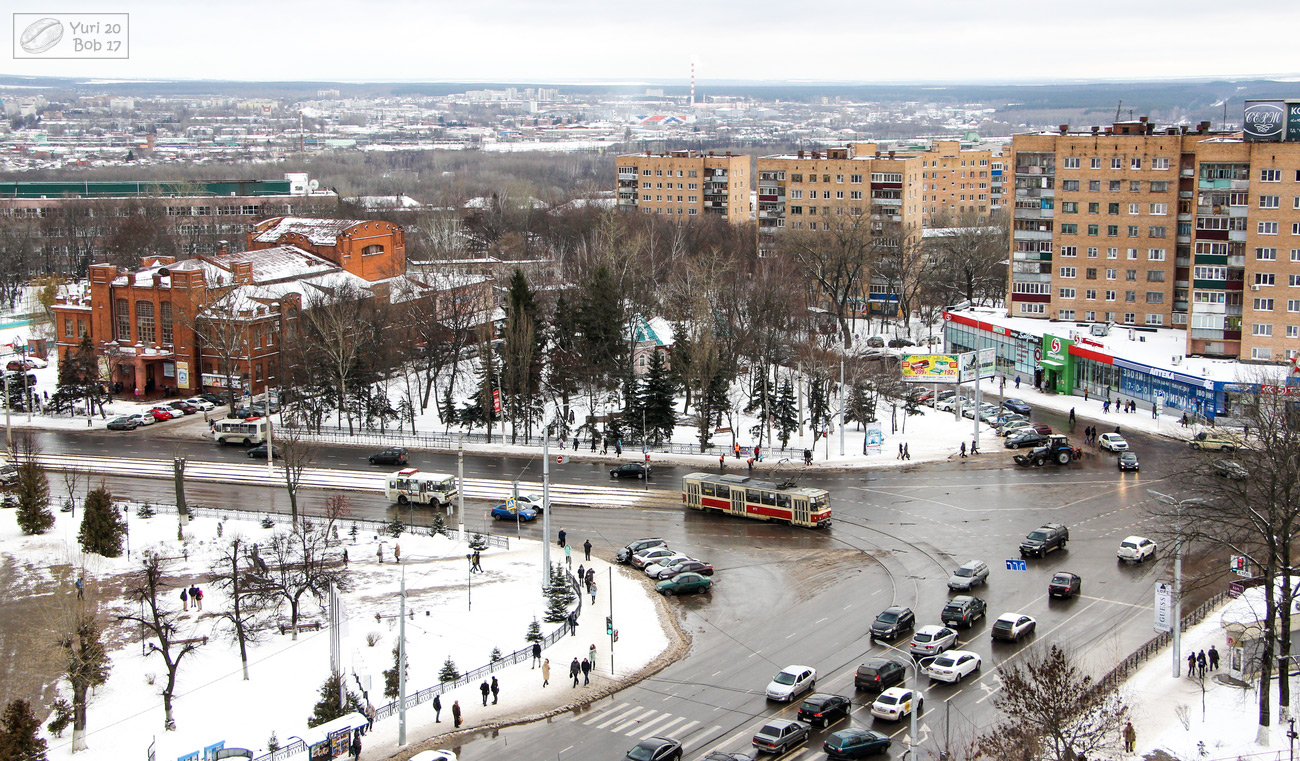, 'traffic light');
1232,556,1249,573
606,616,613,635
613,629,619,643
